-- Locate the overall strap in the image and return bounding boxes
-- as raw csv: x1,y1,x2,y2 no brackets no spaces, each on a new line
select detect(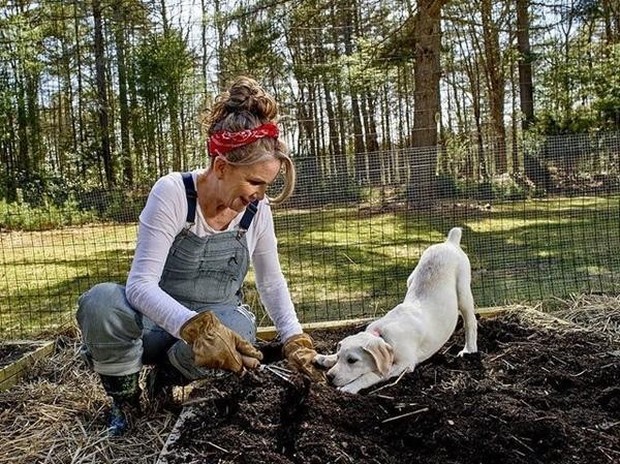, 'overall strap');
237,200,259,238
181,172,197,225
